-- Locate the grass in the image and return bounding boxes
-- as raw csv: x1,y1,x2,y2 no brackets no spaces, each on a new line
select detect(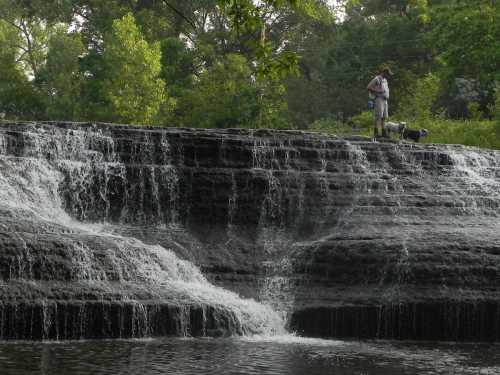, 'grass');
310,115,500,151
419,119,500,150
